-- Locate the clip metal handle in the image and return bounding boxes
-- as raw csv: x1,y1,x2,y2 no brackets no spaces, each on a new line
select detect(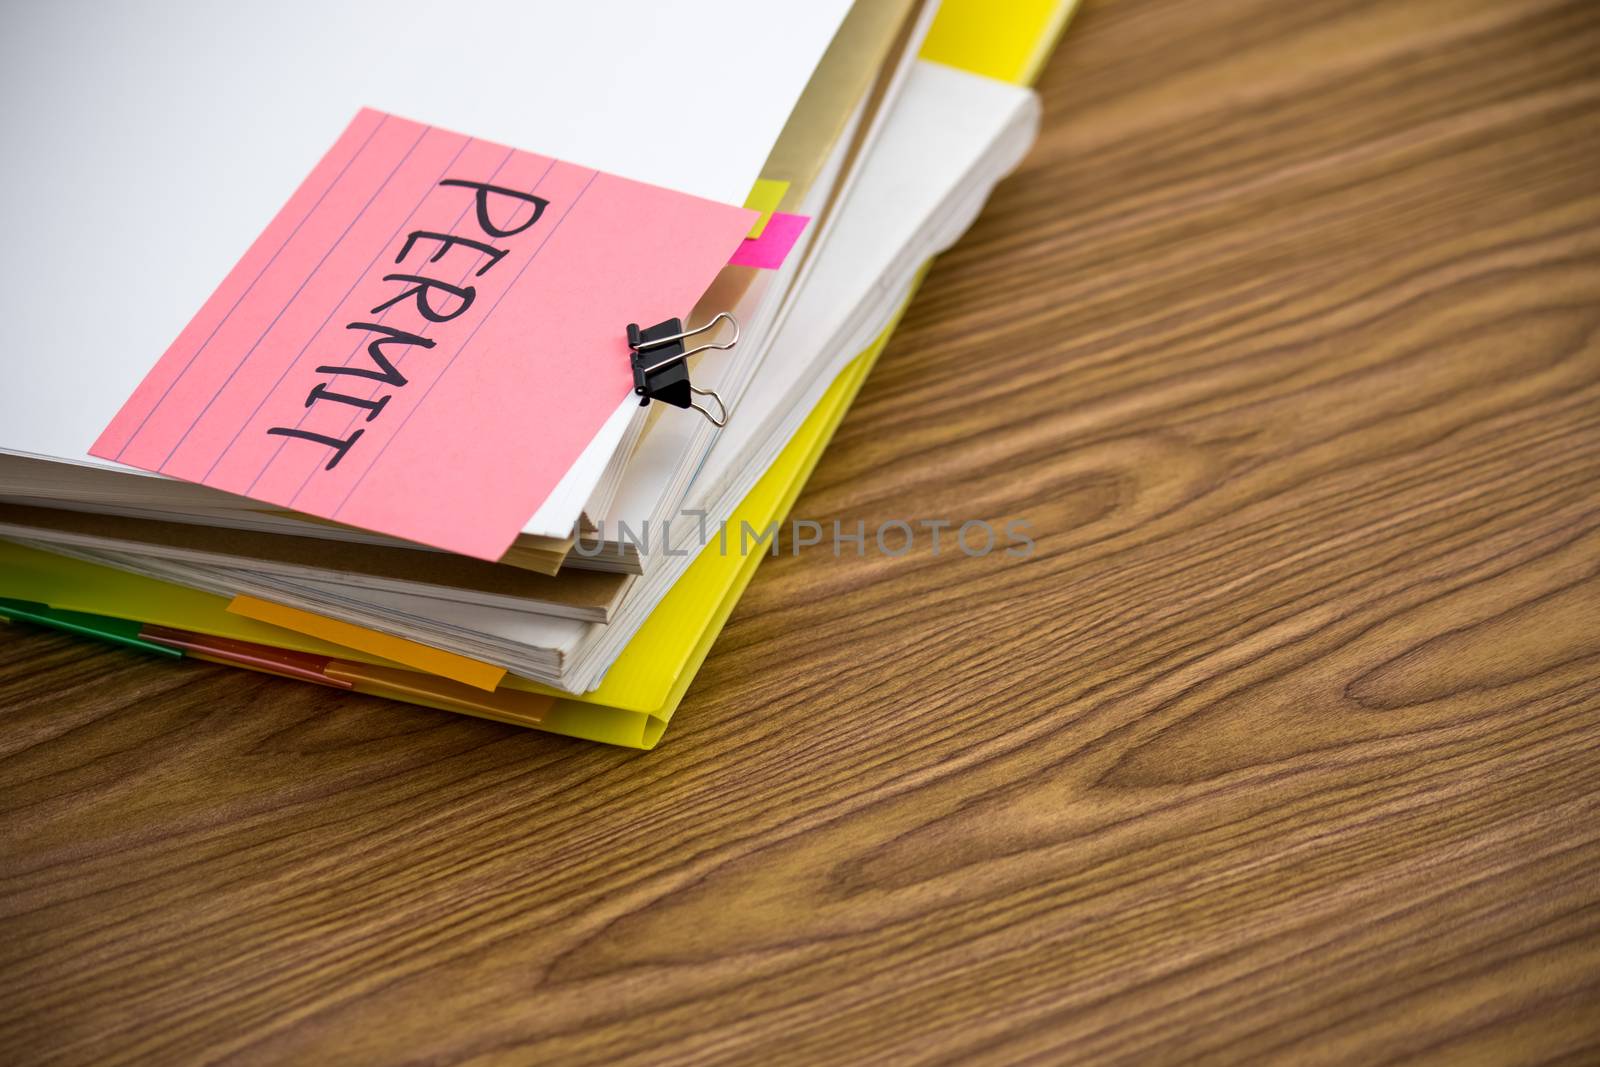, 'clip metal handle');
630,312,740,375
689,384,728,427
